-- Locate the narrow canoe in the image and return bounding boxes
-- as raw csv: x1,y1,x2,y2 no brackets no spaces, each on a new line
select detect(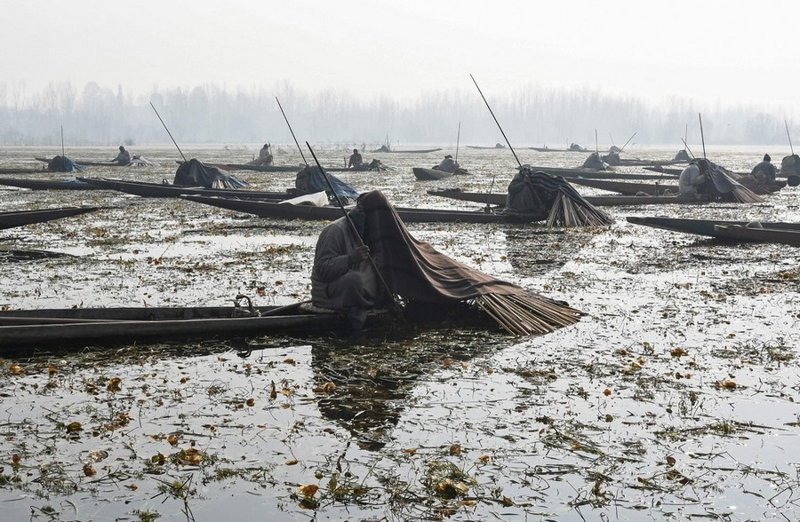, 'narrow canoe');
570,178,678,195
79,178,293,200
182,195,547,224
413,167,453,180
713,224,800,247
372,148,442,154
0,168,48,175
627,216,800,238
35,157,125,168
0,206,100,230
466,145,505,150
0,178,100,191
523,166,678,181
0,303,355,350
426,189,701,207
614,158,687,167
529,147,590,153
174,161,354,173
